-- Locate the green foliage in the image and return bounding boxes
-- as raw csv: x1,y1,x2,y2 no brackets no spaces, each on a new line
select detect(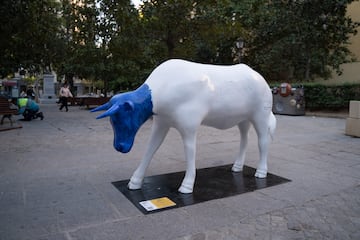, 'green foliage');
57,0,100,82
236,0,360,81
141,0,192,56
104,1,154,91
138,0,244,65
303,83,360,110
0,0,63,77
1,0,359,93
